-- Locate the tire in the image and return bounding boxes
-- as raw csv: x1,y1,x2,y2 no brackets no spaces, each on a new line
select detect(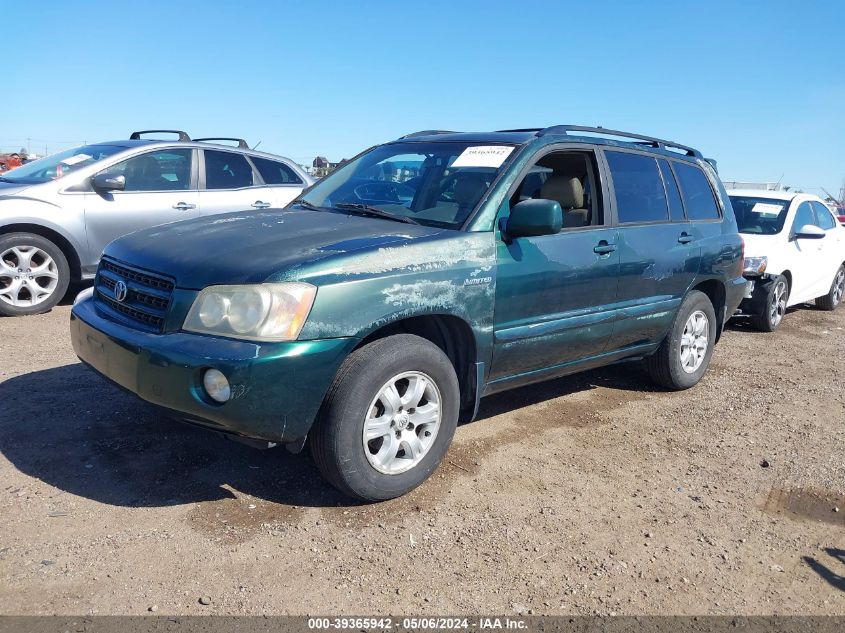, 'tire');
816,265,845,311
310,334,460,502
645,290,717,391
750,275,789,332
0,232,70,317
